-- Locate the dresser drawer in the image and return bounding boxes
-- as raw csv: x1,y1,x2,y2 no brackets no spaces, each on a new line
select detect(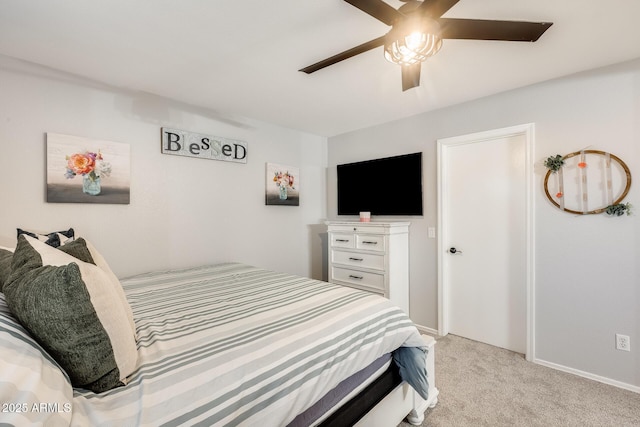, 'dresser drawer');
329,224,388,234
331,250,385,271
330,233,355,249
356,234,385,252
331,267,385,292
